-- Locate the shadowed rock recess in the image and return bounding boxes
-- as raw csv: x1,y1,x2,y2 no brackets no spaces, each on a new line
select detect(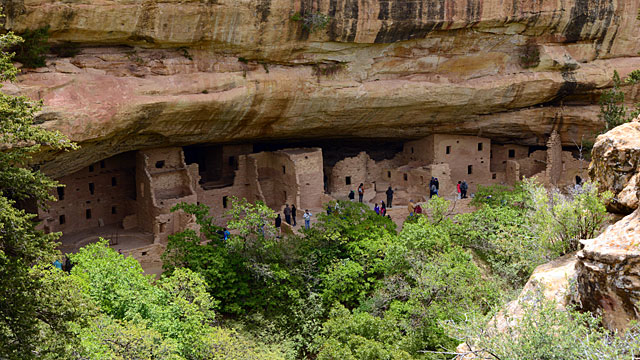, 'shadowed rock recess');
2,0,640,177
